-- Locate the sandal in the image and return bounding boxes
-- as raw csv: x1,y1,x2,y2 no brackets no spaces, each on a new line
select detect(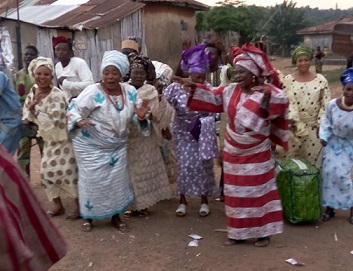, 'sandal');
124,210,135,218
322,207,335,222
47,209,65,217
124,209,149,218
199,203,210,217
254,237,270,247
215,195,224,202
112,221,131,233
224,238,245,246
81,222,92,232
176,204,187,217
